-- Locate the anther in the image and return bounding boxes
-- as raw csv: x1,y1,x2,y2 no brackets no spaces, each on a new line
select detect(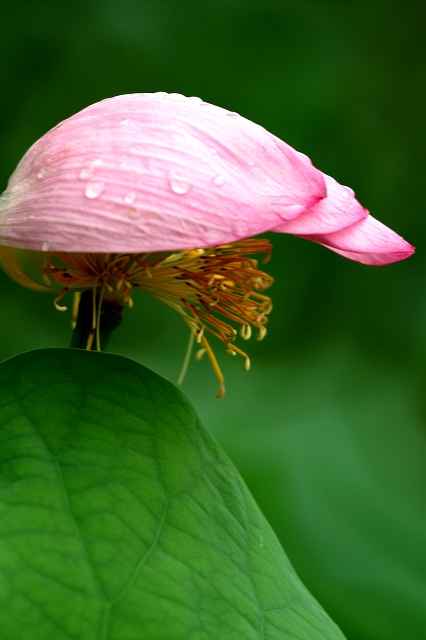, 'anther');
256,326,267,341
54,287,69,311
240,324,252,340
216,384,226,399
